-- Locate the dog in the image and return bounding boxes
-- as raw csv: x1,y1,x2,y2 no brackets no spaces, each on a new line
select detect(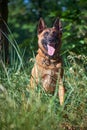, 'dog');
30,18,65,105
